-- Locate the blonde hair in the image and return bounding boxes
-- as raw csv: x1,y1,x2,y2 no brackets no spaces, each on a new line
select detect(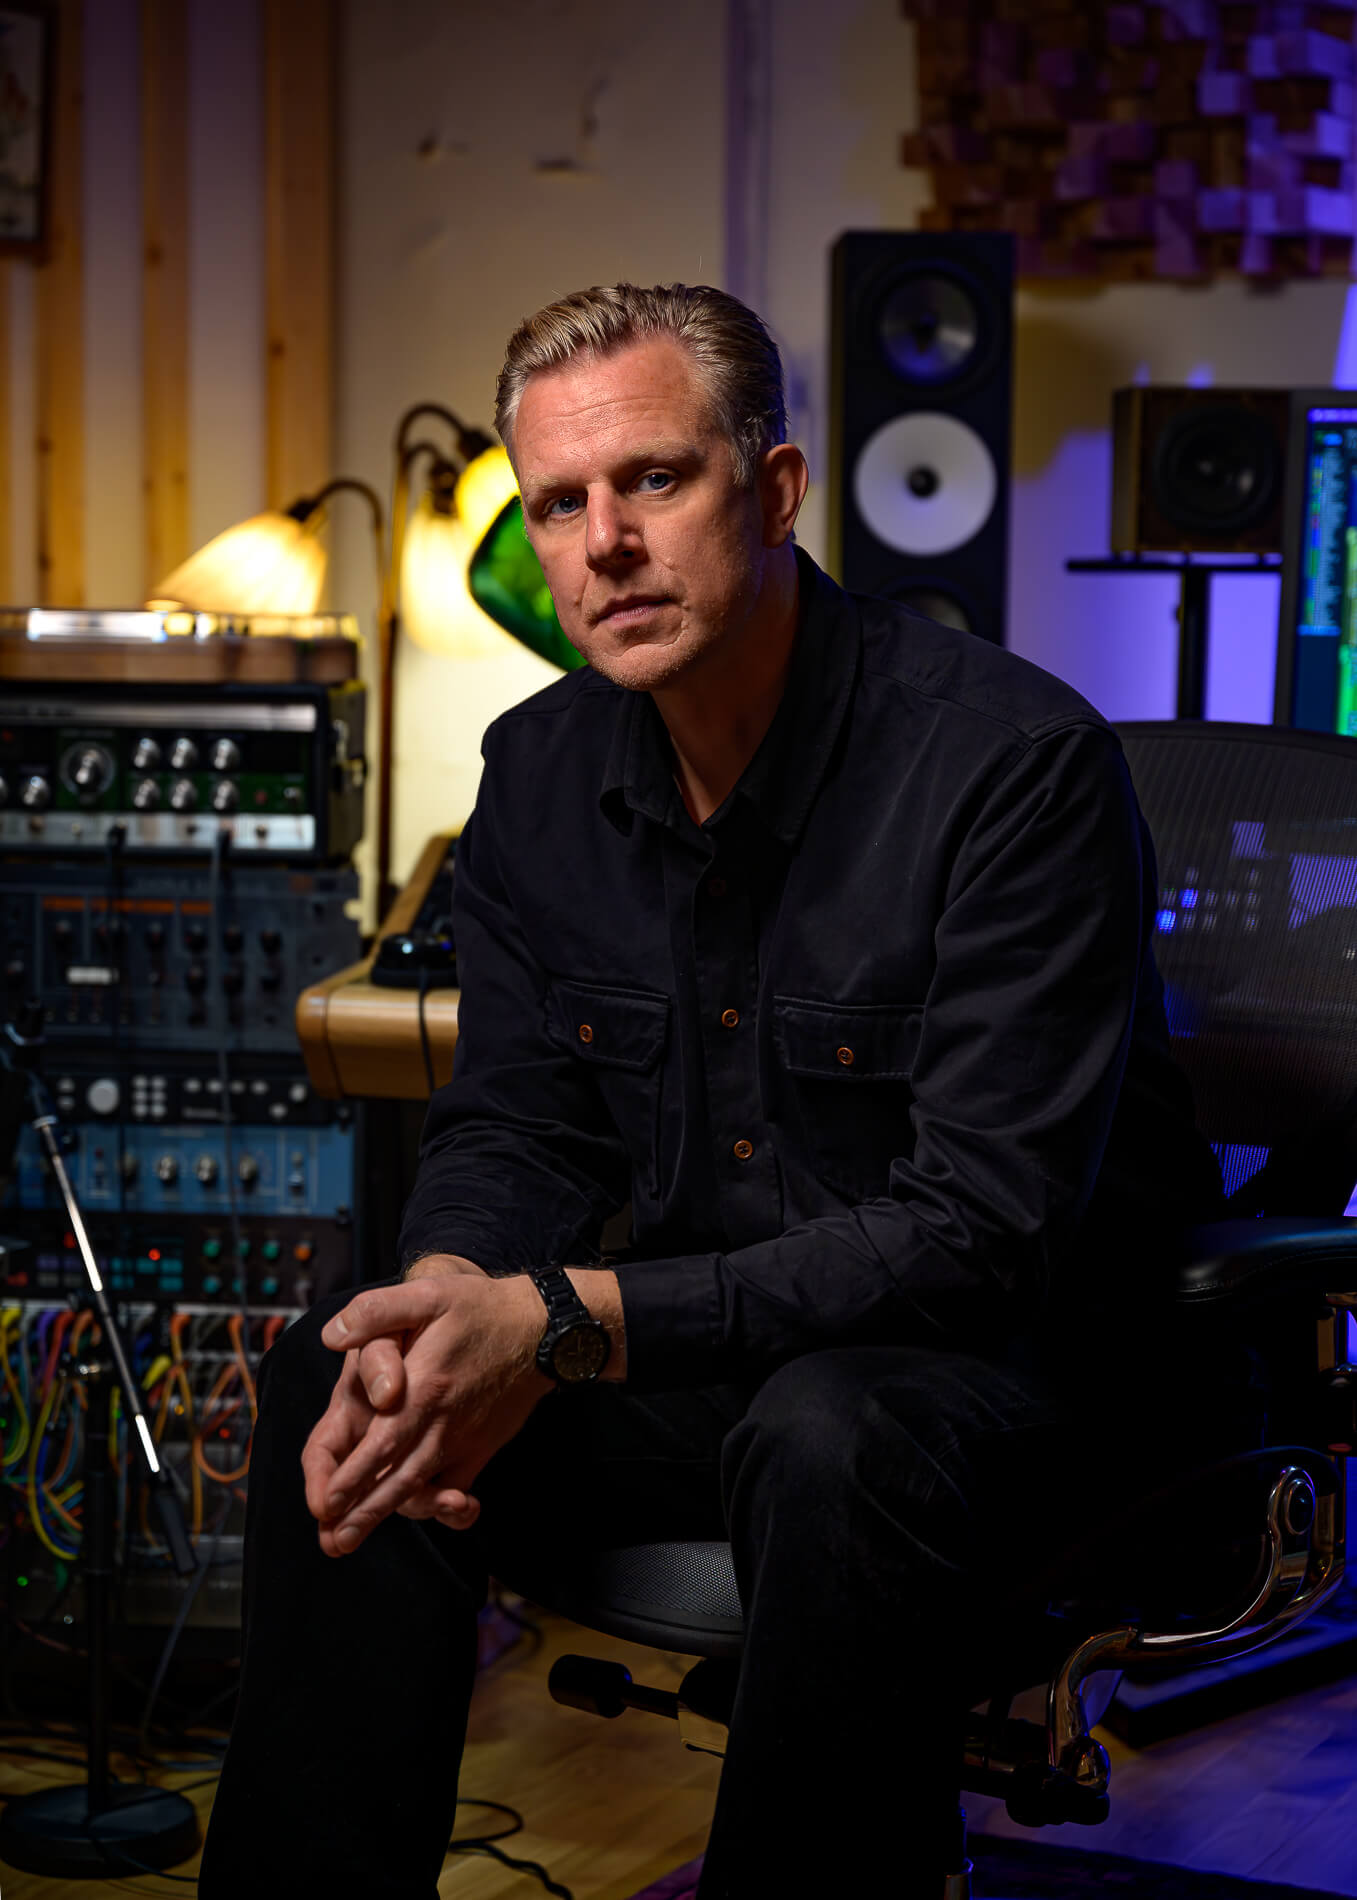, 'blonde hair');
495,283,787,488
